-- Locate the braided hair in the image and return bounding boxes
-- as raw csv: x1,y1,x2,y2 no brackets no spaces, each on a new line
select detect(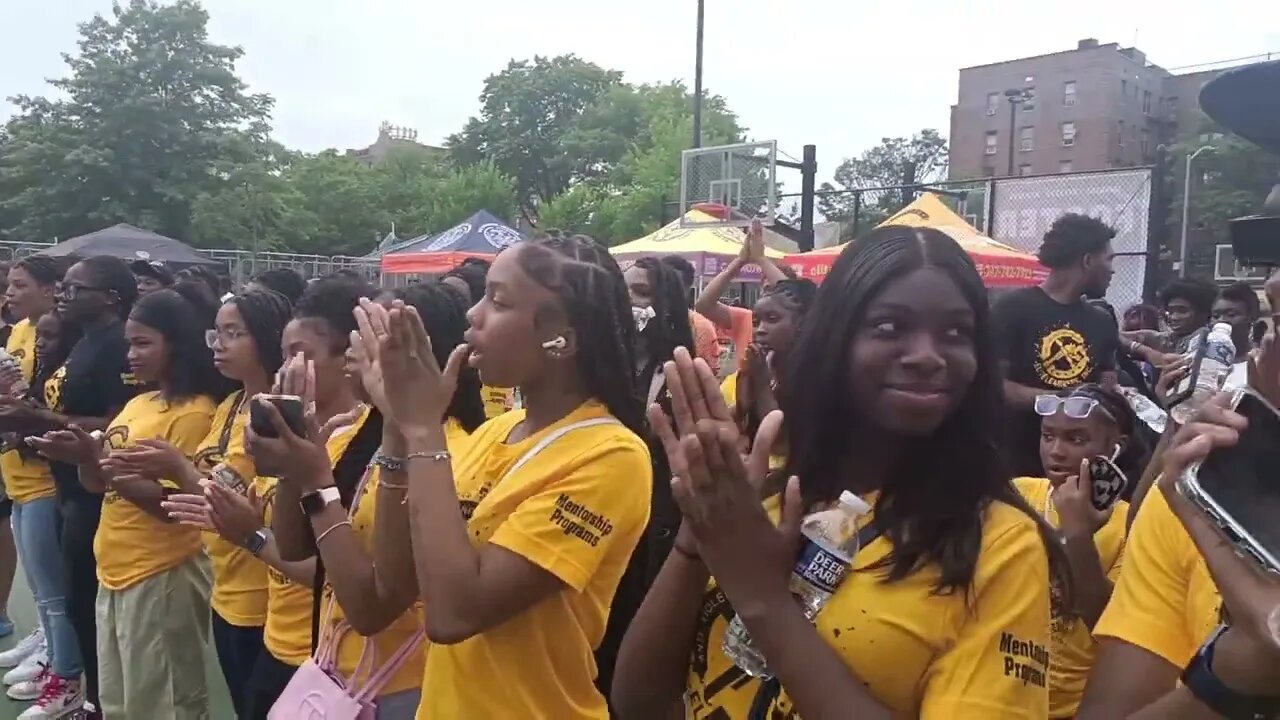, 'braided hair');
228,289,294,379
514,235,645,438
632,257,695,375
389,282,486,433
